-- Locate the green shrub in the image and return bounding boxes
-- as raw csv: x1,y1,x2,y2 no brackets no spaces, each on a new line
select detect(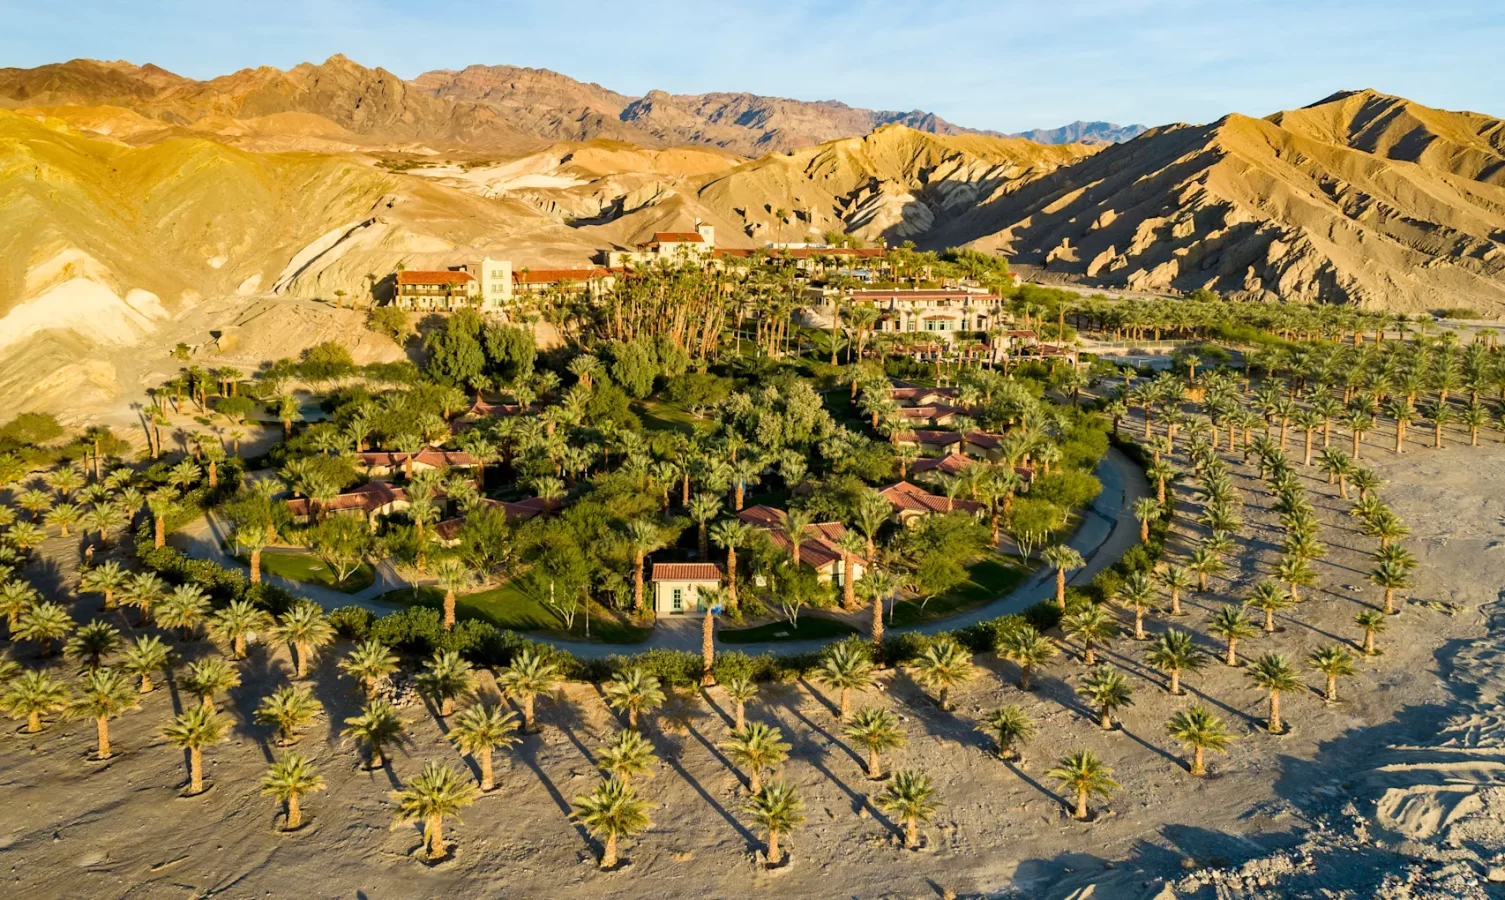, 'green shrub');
1021,599,1064,633
588,649,703,689
329,606,373,640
